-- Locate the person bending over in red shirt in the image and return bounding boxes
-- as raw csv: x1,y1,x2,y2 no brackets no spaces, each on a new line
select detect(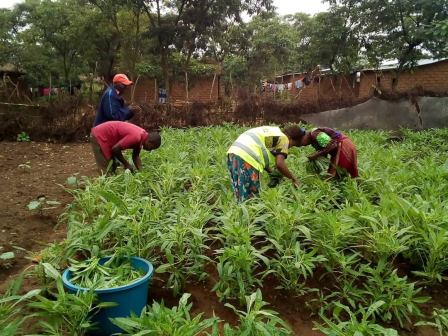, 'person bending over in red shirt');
90,121,161,174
